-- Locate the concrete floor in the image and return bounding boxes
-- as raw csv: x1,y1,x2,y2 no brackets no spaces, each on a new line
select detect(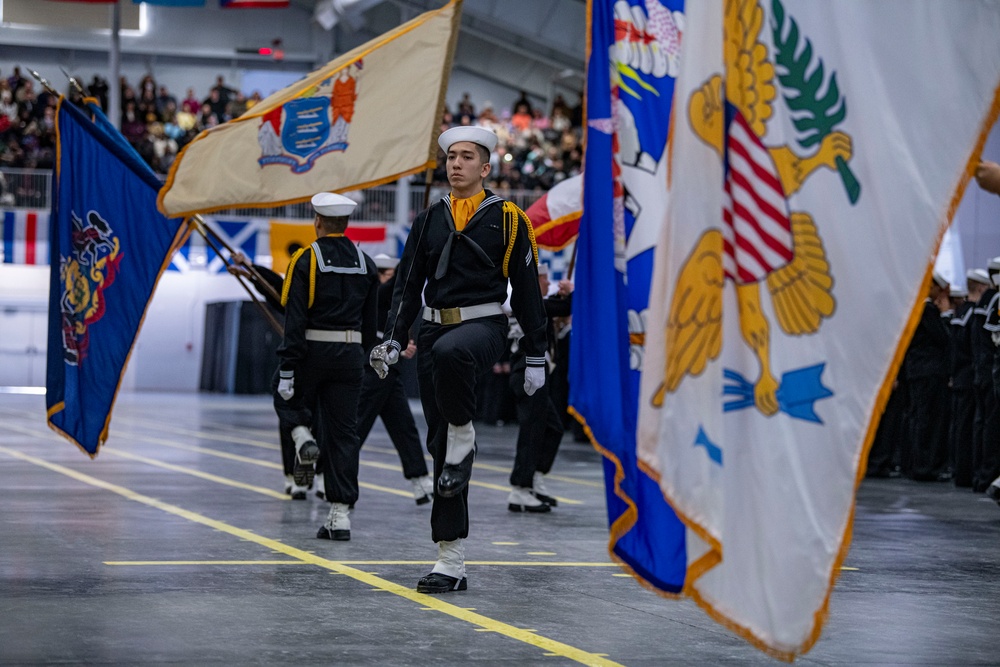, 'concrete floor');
1,391,998,666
